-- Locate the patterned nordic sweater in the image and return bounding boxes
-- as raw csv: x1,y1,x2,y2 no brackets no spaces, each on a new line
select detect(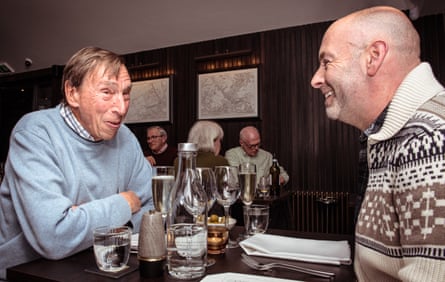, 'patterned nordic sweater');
354,63,445,281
